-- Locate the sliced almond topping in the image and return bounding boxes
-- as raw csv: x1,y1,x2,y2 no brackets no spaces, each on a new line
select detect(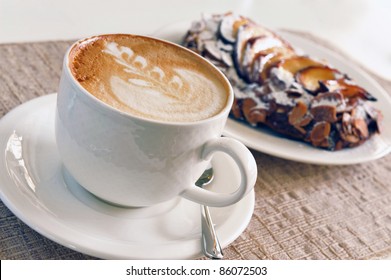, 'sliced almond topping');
288,101,308,126
314,138,331,148
231,98,243,119
310,121,331,143
312,91,343,105
311,105,337,123
241,98,256,119
294,125,307,135
335,140,344,150
248,108,267,124
341,133,360,144
353,118,369,138
242,98,266,125
299,115,313,127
